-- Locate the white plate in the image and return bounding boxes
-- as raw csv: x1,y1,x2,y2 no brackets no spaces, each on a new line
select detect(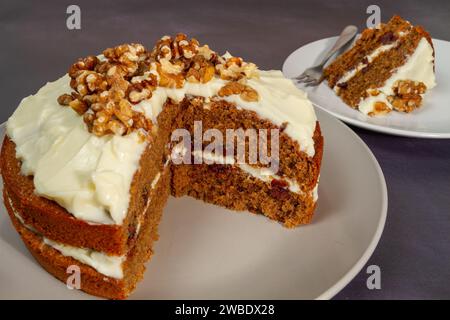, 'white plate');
283,37,450,138
0,109,387,300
